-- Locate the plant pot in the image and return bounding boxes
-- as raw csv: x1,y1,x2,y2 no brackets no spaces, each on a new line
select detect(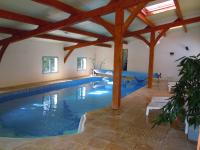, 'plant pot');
197,130,200,150
188,125,199,142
